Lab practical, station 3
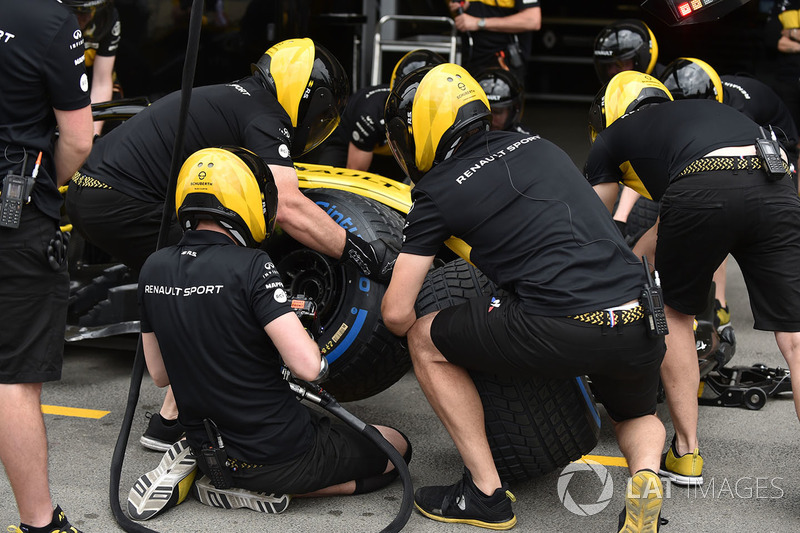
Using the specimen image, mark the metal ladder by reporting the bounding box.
[370,15,460,85]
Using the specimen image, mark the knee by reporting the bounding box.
[406,313,438,364]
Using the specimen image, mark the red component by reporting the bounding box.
[678,2,692,16]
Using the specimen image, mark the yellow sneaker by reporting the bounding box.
[618,470,663,533]
[658,436,703,486]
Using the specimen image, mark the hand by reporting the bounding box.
[341,233,398,283]
[454,13,480,33]
[449,0,470,15]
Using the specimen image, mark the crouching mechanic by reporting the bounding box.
[129,147,410,520]
[585,71,800,488]
[65,38,397,452]
[381,63,666,531]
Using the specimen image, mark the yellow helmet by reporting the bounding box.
[385,63,491,183]
[389,49,446,91]
[659,57,723,104]
[589,70,672,143]
[175,147,278,248]
[252,38,349,157]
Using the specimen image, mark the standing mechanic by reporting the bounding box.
[0,1,93,532]
[659,56,800,332]
[585,71,800,488]
[127,147,409,520]
[448,0,541,86]
[63,0,121,136]
[592,19,664,234]
[305,48,444,176]
[65,38,397,452]
[382,63,666,531]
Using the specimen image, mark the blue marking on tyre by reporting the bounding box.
[359,276,370,293]
[327,309,368,363]
[575,376,601,429]
[314,200,359,235]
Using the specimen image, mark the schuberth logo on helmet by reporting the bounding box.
[176,147,278,248]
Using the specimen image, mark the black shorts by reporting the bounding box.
[657,170,800,331]
[65,182,182,272]
[221,408,388,495]
[0,205,68,383]
[429,294,665,421]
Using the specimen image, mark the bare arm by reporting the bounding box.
[90,54,116,136]
[53,105,94,186]
[631,217,659,267]
[142,332,170,387]
[454,5,541,34]
[264,313,322,382]
[346,143,374,172]
[269,163,347,258]
[381,252,435,337]
[593,182,619,214]
[613,187,642,223]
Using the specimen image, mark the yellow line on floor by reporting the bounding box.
[41,405,110,419]
[576,455,629,468]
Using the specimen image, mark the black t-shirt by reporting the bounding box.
[83,7,121,69]
[507,122,532,135]
[329,84,391,154]
[721,74,799,150]
[766,0,800,82]
[83,76,293,202]
[465,0,541,63]
[585,99,761,202]
[138,230,312,464]
[404,131,644,315]
[0,0,90,220]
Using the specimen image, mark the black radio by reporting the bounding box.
[200,419,233,489]
[755,127,786,180]
[640,256,668,337]
[1,151,40,229]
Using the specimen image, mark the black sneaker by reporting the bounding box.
[414,467,517,530]
[140,412,185,452]
[9,505,84,533]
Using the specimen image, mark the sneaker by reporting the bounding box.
[127,440,197,520]
[191,475,291,513]
[714,299,731,333]
[140,412,185,452]
[658,435,703,486]
[617,470,663,533]
[414,467,517,530]
[8,505,83,533]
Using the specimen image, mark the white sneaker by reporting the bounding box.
[127,440,197,520]
[191,474,291,514]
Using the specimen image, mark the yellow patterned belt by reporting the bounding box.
[678,156,790,177]
[568,305,644,327]
[227,457,265,470]
[71,171,112,189]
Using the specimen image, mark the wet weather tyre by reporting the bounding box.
[415,259,601,482]
[276,188,407,402]
[624,196,659,245]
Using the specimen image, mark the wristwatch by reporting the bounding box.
[477,18,486,30]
